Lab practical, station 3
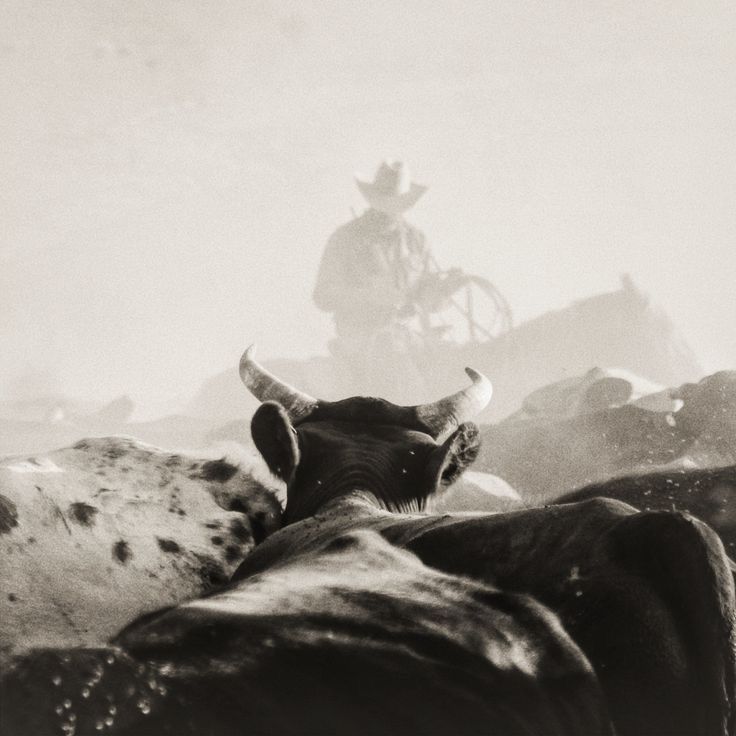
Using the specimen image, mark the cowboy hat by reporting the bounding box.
[355,159,428,215]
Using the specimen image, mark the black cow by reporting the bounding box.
[237,347,736,736]
[1,528,612,736]
[557,464,736,555]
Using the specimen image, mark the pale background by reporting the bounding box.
[2,0,734,407]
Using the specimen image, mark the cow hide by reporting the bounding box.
[0,436,282,666]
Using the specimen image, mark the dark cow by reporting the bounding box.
[2,348,734,736]
[231,349,735,736]
[673,371,736,466]
[557,464,736,555]
[477,370,736,503]
[1,528,612,736]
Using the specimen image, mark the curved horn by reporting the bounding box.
[415,367,492,438]
[239,345,318,422]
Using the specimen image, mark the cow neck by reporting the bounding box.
[319,490,400,516]
[284,486,429,526]
[233,491,396,580]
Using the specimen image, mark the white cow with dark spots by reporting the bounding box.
[0,436,281,665]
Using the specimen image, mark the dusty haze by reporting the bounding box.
[2,0,735,407]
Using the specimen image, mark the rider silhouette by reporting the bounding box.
[313,160,433,348]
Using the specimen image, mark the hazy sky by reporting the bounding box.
[2,0,735,404]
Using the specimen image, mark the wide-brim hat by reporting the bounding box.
[355,159,428,215]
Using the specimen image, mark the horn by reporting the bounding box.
[239,344,318,422]
[415,367,492,437]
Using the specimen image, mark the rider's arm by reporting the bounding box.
[314,230,403,313]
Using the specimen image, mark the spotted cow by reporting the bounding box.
[0,436,281,665]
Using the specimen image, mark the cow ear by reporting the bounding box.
[250,401,300,483]
[427,422,481,491]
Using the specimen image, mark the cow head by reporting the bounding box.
[240,346,492,523]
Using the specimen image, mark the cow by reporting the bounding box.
[228,348,736,736]
[556,464,736,556]
[0,436,282,666]
[1,528,613,736]
[673,371,736,466]
[476,370,736,503]
[506,366,680,422]
[1,348,734,736]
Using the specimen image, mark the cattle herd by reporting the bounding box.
[1,346,735,735]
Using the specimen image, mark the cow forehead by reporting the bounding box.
[296,420,438,449]
[297,397,431,434]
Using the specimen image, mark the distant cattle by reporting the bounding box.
[506,366,680,422]
[478,371,736,502]
[2,351,734,736]
[673,371,736,466]
[0,411,224,457]
[0,436,281,665]
[557,464,736,555]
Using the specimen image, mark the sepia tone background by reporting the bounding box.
[2,0,734,411]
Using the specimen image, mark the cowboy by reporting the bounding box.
[313,160,436,347]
